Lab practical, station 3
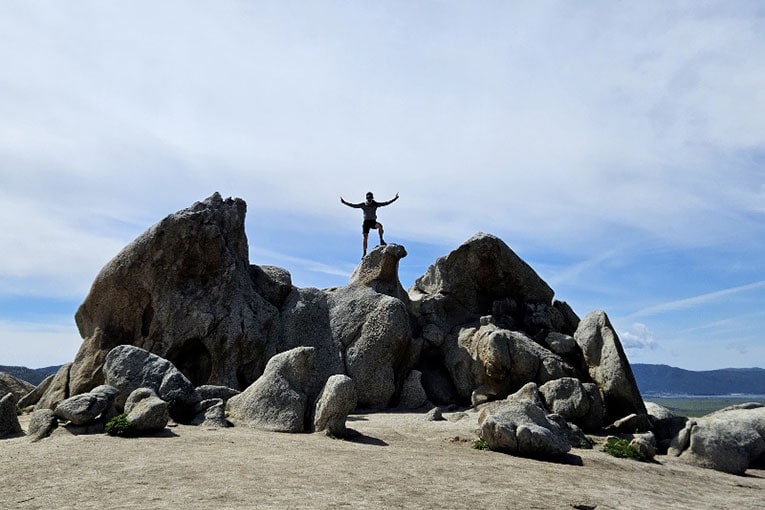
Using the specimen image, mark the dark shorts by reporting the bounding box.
[362,219,379,234]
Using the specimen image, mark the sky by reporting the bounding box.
[1,1,763,371]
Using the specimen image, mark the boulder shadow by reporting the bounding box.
[339,428,388,446]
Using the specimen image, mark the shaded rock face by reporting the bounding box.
[70,193,280,395]
[0,392,23,438]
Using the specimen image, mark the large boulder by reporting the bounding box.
[328,284,412,408]
[124,388,170,432]
[226,347,316,432]
[478,398,572,460]
[270,287,344,400]
[0,372,35,402]
[669,405,765,475]
[19,374,55,409]
[54,193,280,406]
[573,310,646,421]
[27,408,58,442]
[443,323,576,405]
[53,385,118,425]
[539,377,605,431]
[313,374,357,436]
[34,364,72,410]
[0,392,22,438]
[104,345,199,419]
[409,233,555,334]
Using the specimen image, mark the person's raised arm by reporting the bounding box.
[340,196,362,208]
[378,192,399,207]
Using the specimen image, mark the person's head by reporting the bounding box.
[365,192,374,202]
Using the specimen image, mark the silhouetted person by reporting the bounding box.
[340,191,399,257]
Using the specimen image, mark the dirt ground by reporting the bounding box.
[3,410,764,510]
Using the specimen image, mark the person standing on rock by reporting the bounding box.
[340,191,399,257]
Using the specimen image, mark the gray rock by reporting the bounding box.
[226,347,316,432]
[313,374,357,436]
[272,287,344,400]
[104,345,199,418]
[409,233,555,334]
[478,398,572,460]
[547,414,593,449]
[670,406,765,475]
[446,324,575,404]
[424,407,445,421]
[574,310,646,421]
[0,392,23,438]
[349,243,410,304]
[124,388,169,432]
[543,332,578,357]
[250,264,293,309]
[19,373,55,409]
[53,391,112,425]
[539,377,605,431]
[329,283,412,409]
[644,401,675,420]
[0,372,35,402]
[190,398,228,428]
[399,370,429,409]
[195,385,240,403]
[27,408,57,442]
[34,364,71,411]
[39,193,281,409]
[630,432,657,460]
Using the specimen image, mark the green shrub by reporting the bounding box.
[16,405,23,416]
[603,437,645,461]
[105,413,135,437]
[472,437,489,450]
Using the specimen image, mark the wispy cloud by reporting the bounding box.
[626,280,765,320]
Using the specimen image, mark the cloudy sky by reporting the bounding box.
[1,1,763,370]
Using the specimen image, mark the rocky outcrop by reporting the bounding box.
[669,404,765,475]
[31,194,655,461]
[574,311,646,421]
[0,372,35,402]
[226,347,316,432]
[70,193,280,397]
[328,283,412,408]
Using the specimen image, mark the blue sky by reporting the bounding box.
[1,1,763,370]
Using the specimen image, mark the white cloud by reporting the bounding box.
[619,323,658,351]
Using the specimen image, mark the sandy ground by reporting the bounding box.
[3,410,764,510]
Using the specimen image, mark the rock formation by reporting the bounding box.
[0,372,35,402]
[27,193,663,461]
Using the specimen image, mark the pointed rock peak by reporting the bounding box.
[349,243,409,302]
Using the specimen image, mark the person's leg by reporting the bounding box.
[362,232,369,256]
[377,223,385,245]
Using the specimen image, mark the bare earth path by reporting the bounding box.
[3,410,763,509]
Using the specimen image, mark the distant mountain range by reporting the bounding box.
[3,363,764,396]
[632,364,765,396]
[0,365,61,386]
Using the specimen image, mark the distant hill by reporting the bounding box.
[0,365,61,386]
[633,364,765,396]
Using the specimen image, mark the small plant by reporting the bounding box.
[16,405,23,416]
[472,437,489,450]
[603,437,645,461]
[105,413,135,437]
